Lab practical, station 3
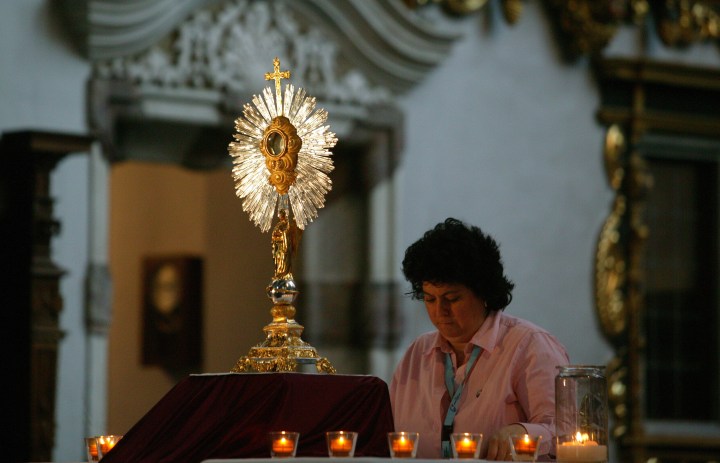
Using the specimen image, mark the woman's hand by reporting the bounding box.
[485,424,526,461]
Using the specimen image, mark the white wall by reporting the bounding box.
[52,156,92,461]
[0,1,88,133]
[395,2,613,365]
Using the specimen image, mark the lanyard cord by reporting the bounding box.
[441,344,482,458]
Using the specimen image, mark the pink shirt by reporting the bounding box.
[389,312,569,459]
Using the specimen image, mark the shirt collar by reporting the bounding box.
[423,311,503,357]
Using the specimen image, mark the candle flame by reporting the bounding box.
[574,432,590,444]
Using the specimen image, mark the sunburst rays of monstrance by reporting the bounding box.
[227,57,336,373]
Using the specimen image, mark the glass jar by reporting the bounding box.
[555,365,609,462]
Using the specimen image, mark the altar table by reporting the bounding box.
[101,373,394,463]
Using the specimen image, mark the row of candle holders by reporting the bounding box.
[270,431,361,458]
[81,430,599,461]
[84,435,123,462]
[272,365,610,462]
[270,431,543,461]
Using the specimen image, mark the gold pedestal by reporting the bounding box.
[231,276,335,373]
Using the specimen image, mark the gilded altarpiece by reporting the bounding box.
[594,58,720,463]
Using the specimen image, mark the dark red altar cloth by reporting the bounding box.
[100,373,394,463]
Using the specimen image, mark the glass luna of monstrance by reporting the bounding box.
[227,57,336,374]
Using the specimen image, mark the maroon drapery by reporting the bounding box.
[101,373,395,463]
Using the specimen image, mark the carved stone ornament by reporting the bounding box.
[90,0,389,106]
[64,0,720,99]
[59,0,460,166]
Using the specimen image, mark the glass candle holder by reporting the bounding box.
[450,432,482,459]
[388,432,419,458]
[555,365,609,463]
[509,434,541,462]
[85,437,100,462]
[326,431,358,457]
[96,435,123,458]
[270,431,300,458]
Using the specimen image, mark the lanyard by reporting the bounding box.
[441,344,482,458]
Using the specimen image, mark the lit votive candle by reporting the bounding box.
[270,431,300,458]
[327,431,358,457]
[556,432,607,462]
[509,434,541,462]
[97,435,123,458]
[451,432,482,459]
[85,437,100,462]
[388,432,419,458]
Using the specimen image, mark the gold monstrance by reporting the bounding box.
[228,58,336,373]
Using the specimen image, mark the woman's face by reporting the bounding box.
[422,282,487,344]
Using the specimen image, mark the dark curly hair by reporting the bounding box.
[402,218,514,313]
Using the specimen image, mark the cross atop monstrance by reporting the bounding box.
[265,57,290,104]
[228,57,336,373]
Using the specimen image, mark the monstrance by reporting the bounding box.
[227,57,336,374]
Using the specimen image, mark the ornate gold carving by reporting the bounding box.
[603,124,625,190]
[271,209,301,280]
[606,354,629,439]
[595,123,632,441]
[546,0,720,58]
[406,0,719,58]
[265,57,290,111]
[595,194,627,340]
[261,58,302,198]
[444,0,489,15]
[502,0,523,24]
[655,0,720,47]
[229,273,336,373]
[403,0,489,15]
[233,353,337,374]
[595,124,628,341]
[595,122,652,344]
[261,116,302,196]
[544,0,621,58]
[594,119,653,446]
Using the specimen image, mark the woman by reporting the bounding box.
[390,218,569,460]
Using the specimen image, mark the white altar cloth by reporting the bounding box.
[203,459,489,463]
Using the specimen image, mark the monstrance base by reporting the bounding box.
[231,349,335,373]
[231,319,336,373]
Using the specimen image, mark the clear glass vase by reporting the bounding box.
[555,365,609,462]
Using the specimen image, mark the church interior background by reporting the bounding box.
[1,0,719,461]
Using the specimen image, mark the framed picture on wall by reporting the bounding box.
[142,254,203,372]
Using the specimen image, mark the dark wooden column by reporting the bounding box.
[0,131,93,462]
